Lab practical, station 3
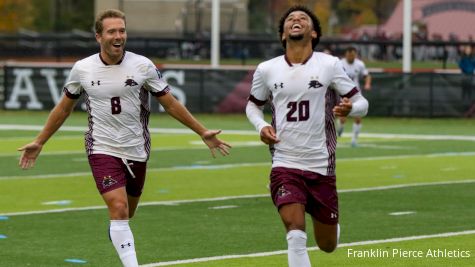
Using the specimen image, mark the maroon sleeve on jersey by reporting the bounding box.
[340,87,359,98]
[248,94,267,106]
[151,86,170,97]
[63,87,81,99]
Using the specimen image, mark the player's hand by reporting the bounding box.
[260,126,280,145]
[333,97,353,117]
[364,84,371,91]
[201,130,232,158]
[18,142,43,169]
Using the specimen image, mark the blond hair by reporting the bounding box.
[95,9,126,34]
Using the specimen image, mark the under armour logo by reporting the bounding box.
[274,82,284,89]
[120,242,132,249]
[91,80,101,86]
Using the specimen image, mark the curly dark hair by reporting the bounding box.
[278,5,322,50]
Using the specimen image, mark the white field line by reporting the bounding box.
[359,132,475,141]
[389,211,416,216]
[0,135,86,141]
[1,124,475,140]
[140,230,475,267]
[2,179,474,217]
[0,125,256,136]
[0,145,239,157]
[2,151,475,181]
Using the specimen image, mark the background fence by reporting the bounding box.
[1,63,474,117]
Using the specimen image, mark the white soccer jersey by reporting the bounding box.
[340,58,368,89]
[64,51,170,162]
[249,52,358,175]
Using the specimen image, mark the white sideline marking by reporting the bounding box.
[42,200,72,206]
[339,143,414,150]
[0,135,85,141]
[0,124,256,136]
[0,144,254,157]
[208,205,238,210]
[2,179,474,217]
[359,133,475,141]
[389,211,416,216]
[140,230,475,266]
[2,124,475,140]
[441,167,457,172]
[2,151,475,181]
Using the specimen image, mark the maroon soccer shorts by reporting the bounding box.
[88,154,147,197]
[270,167,339,225]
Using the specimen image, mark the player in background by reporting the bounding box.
[246,6,368,267]
[17,9,230,267]
[337,46,372,147]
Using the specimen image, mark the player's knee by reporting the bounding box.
[317,240,337,253]
[109,201,129,219]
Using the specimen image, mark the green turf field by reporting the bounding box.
[0,111,474,266]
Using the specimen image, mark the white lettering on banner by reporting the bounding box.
[159,70,186,112]
[5,68,187,111]
[5,69,43,109]
[39,69,70,105]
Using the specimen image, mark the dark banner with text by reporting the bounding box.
[2,64,253,113]
[2,64,474,117]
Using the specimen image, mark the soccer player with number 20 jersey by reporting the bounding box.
[18,9,230,267]
[246,6,368,267]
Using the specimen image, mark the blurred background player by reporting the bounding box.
[246,5,368,267]
[459,45,475,105]
[17,9,230,267]
[337,46,372,147]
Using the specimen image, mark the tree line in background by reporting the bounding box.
[0,0,93,33]
[248,0,399,35]
[0,0,398,35]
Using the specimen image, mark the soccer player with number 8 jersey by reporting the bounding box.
[18,9,230,267]
[246,5,368,267]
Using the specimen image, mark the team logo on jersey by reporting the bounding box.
[102,175,117,188]
[277,185,291,198]
[308,79,323,89]
[124,78,138,87]
[274,82,284,89]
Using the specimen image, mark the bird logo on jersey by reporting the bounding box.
[102,175,117,188]
[308,78,323,89]
[124,77,138,87]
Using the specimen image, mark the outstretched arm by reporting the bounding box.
[18,95,77,169]
[157,93,231,157]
